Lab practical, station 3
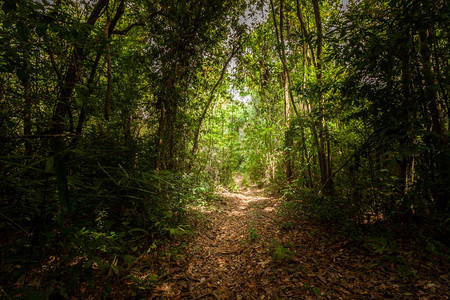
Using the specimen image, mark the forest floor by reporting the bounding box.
[132,185,449,299]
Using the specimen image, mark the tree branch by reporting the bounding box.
[111,10,163,35]
[191,42,242,156]
[112,22,145,35]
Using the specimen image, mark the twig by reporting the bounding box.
[195,276,212,288]
[123,251,147,271]
[0,211,30,242]
[111,10,163,35]
[316,131,376,196]
[0,286,12,300]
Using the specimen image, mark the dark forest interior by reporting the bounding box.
[0,0,449,298]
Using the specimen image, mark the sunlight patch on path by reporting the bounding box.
[150,187,450,299]
[151,187,285,298]
[219,190,275,217]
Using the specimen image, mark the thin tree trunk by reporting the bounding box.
[270,0,294,181]
[49,0,109,213]
[312,0,332,194]
[50,0,109,136]
[191,44,240,157]
[104,17,112,121]
[419,27,445,136]
[419,19,449,213]
[299,42,314,187]
[269,0,299,117]
[156,101,166,171]
[71,0,125,145]
[23,76,32,156]
[399,44,414,196]
[295,0,316,66]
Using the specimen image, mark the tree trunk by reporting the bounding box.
[23,76,32,156]
[156,101,166,171]
[191,44,239,158]
[284,70,293,181]
[312,0,333,194]
[72,0,125,146]
[50,0,109,136]
[49,0,109,213]
[270,0,294,182]
[104,18,112,121]
[419,19,449,213]
[419,27,445,136]
[295,0,316,66]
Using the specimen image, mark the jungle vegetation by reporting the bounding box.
[0,0,448,297]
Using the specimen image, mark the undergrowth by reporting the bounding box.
[278,183,450,277]
[0,141,214,298]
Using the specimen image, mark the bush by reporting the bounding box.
[0,138,212,297]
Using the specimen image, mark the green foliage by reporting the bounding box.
[125,272,158,291]
[270,240,294,262]
[0,140,213,296]
[248,227,259,241]
[1,0,450,296]
[312,287,322,296]
[241,176,249,187]
[280,221,293,231]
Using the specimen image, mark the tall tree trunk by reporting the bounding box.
[23,76,32,156]
[50,0,109,136]
[104,17,112,121]
[419,27,445,136]
[399,38,415,196]
[72,0,125,146]
[156,101,166,171]
[270,0,294,181]
[295,0,316,66]
[418,16,449,213]
[283,70,293,181]
[49,0,109,213]
[300,40,314,187]
[312,0,333,194]
[191,44,240,158]
[270,0,299,117]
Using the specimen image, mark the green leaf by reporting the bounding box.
[110,265,120,277]
[312,287,321,296]
[128,228,147,234]
[273,246,287,260]
[75,84,90,107]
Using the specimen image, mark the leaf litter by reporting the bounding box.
[134,187,449,299]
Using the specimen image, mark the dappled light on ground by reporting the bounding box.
[220,189,277,217]
[147,187,449,299]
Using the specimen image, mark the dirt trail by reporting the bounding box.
[149,187,449,299]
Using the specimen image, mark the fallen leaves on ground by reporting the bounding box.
[132,187,449,299]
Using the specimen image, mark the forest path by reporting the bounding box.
[152,186,284,298]
[149,187,448,299]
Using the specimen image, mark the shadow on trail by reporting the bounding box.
[150,187,449,299]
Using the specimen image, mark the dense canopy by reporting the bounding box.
[1,0,449,298]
